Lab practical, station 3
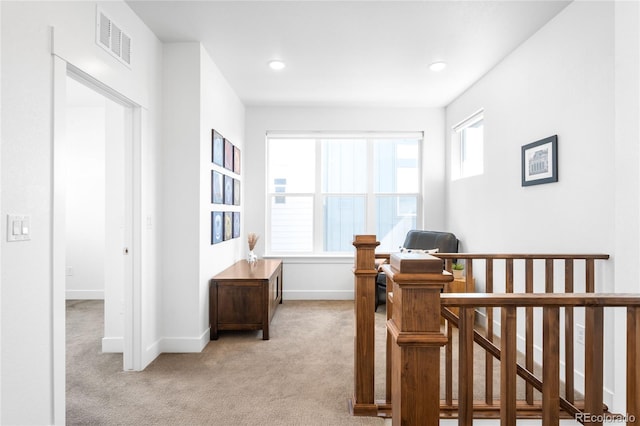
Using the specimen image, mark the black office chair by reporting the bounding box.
[375,230,458,311]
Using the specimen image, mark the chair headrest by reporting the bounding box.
[402,230,458,253]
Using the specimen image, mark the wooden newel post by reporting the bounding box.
[381,256,452,425]
[350,235,380,416]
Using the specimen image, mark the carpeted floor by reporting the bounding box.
[66,300,388,426]
[66,300,538,425]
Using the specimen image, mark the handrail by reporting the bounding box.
[437,253,610,260]
[441,292,640,425]
[441,292,640,307]
[441,306,585,420]
[435,252,611,416]
[350,238,638,425]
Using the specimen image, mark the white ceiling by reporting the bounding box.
[126,0,571,107]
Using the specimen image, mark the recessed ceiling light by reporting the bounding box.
[268,60,286,71]
[429,61,447,72]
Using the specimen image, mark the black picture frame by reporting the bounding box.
[234,146,241,175]
[233,179,240,206]
[212,130,224,167]
[521,135,558,187]
[224,175,233,205]
[211,211,223,244]
[224,212,233,241]
[224,139,234,171]
[233,212,240,238]
[212,171,223,204]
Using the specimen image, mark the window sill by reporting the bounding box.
[262,254,355,264]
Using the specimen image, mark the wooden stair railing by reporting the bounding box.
[440,293,640,425]
[350,240,640,425]
[440,307,587,420]
[349,235,380,416]
[436,254,613,422]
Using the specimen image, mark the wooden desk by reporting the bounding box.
[209,259,283,340]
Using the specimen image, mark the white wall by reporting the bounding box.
[445,1,639,409]
[0,1,4,417]
[245,107,445,299]
[65,105,106,299]
[103,99,126,351]
[161,43,245,351]
[1,1,163,423]
[199,46,245,333]
[612,0,640,414]
[446,1,615,255]
[160,43,202,348]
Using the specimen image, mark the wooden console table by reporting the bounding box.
[209,259,283,340]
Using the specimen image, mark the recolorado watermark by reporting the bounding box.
[575,413,636,423]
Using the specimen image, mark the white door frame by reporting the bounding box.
[52,56,143,424]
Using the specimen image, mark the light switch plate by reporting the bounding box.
[7,214,31,242]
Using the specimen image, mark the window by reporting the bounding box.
[266,132,422,254]
[452,110,484,179]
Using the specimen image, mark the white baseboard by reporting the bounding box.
[142,339,161,369]
[102,336,123,353]
[101,337,163,368]
[283,290,354,300]
[66,289,104,300]
[159,328,209,353]
[103,330,209,366]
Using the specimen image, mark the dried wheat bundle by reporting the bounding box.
[248,233,259,251]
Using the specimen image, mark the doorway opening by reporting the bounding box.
[64,74,131,367]
[52,55,143,425]
[54,60,142,370]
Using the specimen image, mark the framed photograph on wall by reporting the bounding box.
[522,135,558,187]
[224,139,234,171]
[212,171,223,204]
[233,212,240,238]
[224,175,233,205]
[234,146,241,175]
[233,179,240,206]
[224,212,233,241]
[211,211,223,244]
[212,130,224,167]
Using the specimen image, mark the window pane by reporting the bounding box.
[374,139,419,193]
[376,195,417,251]
[321,139,367,193]
[268,139,315,193]
[266,134,422,255]
[323,196,365,252]
[270,196,313,252]
[460,118,484,177]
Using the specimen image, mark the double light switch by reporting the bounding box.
[7,214,31,242]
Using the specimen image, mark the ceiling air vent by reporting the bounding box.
[96,8,131,68]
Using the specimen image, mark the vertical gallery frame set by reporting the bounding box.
[211,130,241,244]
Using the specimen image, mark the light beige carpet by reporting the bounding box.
[66,300,387,426]
[67,300,538,425]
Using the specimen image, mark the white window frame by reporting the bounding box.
[265,131,423,256]
[451,110,484,180]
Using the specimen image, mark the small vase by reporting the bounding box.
[453,269,464,279]
[247,250,258,266]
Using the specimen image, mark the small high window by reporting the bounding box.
[452,110,484,179]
